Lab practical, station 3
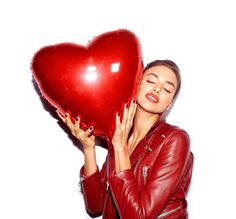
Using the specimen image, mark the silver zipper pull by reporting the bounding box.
[79,177,84,194]
[142,166,148,185]
[106,181,109,191]
[144,145,152,152]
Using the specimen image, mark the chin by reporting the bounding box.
[138,102,160,114]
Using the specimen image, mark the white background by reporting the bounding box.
[0,0,235,218]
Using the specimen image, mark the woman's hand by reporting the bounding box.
[56,111,95,152]
[112,100,137,173]
[112,100,137,150]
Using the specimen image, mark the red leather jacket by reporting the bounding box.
[80,120,194,219]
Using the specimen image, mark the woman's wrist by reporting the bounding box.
[84,147,97,176]
[113,141,127,152]
[114,146,128,154]
[83,146,95,154]
[114,144,131,173]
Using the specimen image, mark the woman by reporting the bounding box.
[57,60,194,219]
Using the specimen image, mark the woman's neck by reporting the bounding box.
[134,106,160,136]
[127,106,159,154]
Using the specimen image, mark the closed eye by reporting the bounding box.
[146,80,155,84]
[164,88,171,93]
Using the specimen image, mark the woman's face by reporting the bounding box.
[137,65,178,114]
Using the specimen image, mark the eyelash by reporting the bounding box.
[146,80,155,84]
[164,89,171,93]
[146,80,171,93]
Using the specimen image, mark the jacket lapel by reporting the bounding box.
[130,137,149,167]
[130,120,166,167]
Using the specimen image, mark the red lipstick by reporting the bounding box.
[145,93,159,103]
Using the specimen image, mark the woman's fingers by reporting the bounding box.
[112,113,122,143]
[64,113,77,135]
[74,117,81,131]
[65,113,73,127]
[123,100,137,129]
[121,104,128,130]
[56,110,66,123]
[83,126,94,138]
[127,100,136,120]
[129,99,137,122]
[56,111,95,148]
[122,100,136,139]
[116,113,121,128]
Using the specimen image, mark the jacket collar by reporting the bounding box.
[130,115,166,167]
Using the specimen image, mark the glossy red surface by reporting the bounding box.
[31,29,143,139]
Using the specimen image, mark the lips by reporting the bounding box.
[145,93,159,103]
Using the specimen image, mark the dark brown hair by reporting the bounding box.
[144,59,181,99]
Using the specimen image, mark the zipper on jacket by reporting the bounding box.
[142,166,148,186]
[106,181,109,191]
[79,177,90,209]
[79,179,83,194]
[157,206,181,218]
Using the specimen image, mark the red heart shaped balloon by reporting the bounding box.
[31,29,143,139]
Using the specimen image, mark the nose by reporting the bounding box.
[153,86,160,94]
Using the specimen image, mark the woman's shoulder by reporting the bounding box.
[159,121,189,138]
[153,122,191,156]
[148,121,190,149]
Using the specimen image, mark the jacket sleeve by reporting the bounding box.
[80,159,107,215]
[108,130,190,219]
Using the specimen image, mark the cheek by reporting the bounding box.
[139,81,153,93]
[137,83,147,97]
[137,85,148,105]
[159,93,174,107]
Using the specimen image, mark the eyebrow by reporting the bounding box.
[146,73,176,89]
